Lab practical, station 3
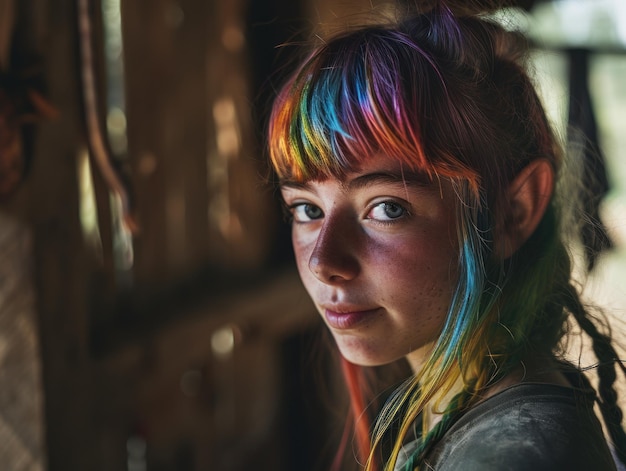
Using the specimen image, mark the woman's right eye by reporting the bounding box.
[291,203,323,222]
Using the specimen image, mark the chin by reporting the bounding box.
[335,342,400,367]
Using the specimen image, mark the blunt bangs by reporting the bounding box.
[268,27,480,188]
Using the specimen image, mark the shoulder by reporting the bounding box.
[423,383,616,471]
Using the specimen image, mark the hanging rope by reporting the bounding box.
[77,0,137,233]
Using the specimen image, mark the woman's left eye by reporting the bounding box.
[367,201,407,221]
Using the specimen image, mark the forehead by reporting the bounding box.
[281,155,437,189]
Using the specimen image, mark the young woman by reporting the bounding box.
[267,1,626,469]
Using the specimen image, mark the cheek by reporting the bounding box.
[292,231,308,262]
[376,228,457,274]
[291,232,314,281]
[373,234,459,302]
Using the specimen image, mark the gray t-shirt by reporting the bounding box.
[395,383,618,471]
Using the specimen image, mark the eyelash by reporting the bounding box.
[284,202,322,224]
[367,200,410,225]
[284,200,410,225]
[293,203,323,222]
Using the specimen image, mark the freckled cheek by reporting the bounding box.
[373,239,458,302]
[291,234,316,282]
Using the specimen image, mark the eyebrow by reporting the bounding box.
[278,180,313,191]
[279,169,434,191]
[346,171,432,190]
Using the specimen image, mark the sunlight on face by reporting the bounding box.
[280,157,460,369]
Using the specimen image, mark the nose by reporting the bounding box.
[307,215,360,283]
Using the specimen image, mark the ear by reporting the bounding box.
[497,159,554,259]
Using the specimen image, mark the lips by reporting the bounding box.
[323,307,380,330]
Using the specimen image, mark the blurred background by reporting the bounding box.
[0,0,624,470]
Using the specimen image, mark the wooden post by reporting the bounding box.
[0,215,46,470]
[3,0,102,469]
[0,0,15,70]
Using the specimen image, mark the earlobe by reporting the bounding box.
[498,159,554,259]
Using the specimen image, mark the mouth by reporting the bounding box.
[323,307,380,330]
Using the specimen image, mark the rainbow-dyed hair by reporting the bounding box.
[268,4,625,471]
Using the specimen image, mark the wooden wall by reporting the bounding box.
[0,0,392,469]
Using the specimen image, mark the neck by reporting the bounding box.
[405,342,436,374]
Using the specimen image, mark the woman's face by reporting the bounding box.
[280,156,460,369]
